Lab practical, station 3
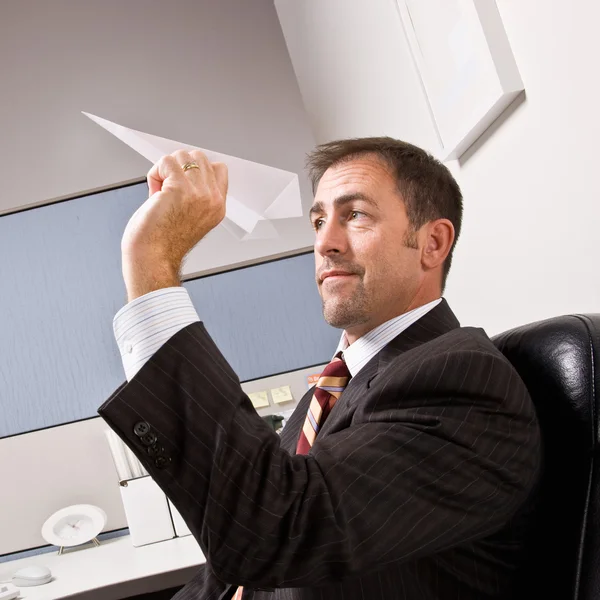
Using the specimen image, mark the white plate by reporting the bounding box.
[41,504,107,547]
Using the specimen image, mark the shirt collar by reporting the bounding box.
[335,298,442,377]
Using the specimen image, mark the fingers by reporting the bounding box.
[147,155,183,197]
[147,150,221,196]
[211,162,229,199]
[183,149,213,189]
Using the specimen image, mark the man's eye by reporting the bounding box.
[350,211,363,220]
[313,218,325,230]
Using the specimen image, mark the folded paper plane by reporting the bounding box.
[83,112,303,240]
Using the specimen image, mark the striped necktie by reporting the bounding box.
[233,355,351,599]
[296,353,351,455]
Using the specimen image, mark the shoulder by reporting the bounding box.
[376,325,529,402]
[412,325,515,370]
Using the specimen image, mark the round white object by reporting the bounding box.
[41,504,107,547]
[12,565,52,587]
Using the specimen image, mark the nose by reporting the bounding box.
[314,218,349,258]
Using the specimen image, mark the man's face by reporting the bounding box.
[311,155,424,341]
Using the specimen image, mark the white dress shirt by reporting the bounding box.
[113,287,441,381]
[114,287,200,381]
[334,298,442,377]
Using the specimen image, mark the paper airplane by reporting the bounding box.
[83,112,303,240]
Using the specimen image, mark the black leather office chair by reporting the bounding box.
[492,313,600,599]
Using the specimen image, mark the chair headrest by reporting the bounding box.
[492,314,600,452]
[492,313,600,599]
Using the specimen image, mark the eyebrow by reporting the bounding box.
[309,193,379,220]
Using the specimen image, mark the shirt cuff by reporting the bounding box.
[113,287,200,381]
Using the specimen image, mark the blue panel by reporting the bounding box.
[0,184,147,438]
[185,253,340,382]
[0,186,339,438]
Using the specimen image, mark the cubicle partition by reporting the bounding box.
[0,181,338,559]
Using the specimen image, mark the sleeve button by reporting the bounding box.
[155,456,171,469]
[133,422,150,436]
[140,432,158,446]
[146,444,164,457]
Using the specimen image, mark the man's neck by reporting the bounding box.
[344,296,442,345]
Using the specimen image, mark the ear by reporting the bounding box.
[421,219,455,270]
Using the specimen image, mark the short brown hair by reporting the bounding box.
[306,136,463,291]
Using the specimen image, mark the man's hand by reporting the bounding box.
[121,149,228,302]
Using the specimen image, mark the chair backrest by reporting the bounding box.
[492,314,600,599]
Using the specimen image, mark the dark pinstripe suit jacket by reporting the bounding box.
[99,299,541,600]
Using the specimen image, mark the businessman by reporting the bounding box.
[99,137,541,599]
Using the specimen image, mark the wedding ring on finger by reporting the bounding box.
[182,161,200,172]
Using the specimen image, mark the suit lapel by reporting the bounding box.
[375,298,460,378]
[281,299,461,449]
[279,386,313,454]
[321,299,461,423]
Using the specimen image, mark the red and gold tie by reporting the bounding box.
[296,353,351,455]
[233,354,351,599]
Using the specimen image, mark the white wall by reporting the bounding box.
[0,0,316,275]
[276,0,600,335]
[448,0,600,332]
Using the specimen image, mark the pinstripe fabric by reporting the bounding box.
[99,300,541,599]
[113,287,199,381]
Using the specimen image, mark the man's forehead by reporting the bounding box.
[313,156,395,202]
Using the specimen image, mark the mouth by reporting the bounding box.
[320,271,357,283]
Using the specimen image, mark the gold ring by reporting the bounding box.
[182,161,200,172]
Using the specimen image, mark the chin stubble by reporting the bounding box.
[321,279,370,330]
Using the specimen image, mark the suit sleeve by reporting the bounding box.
[98,322,540,589]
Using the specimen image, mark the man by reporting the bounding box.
[99,137,541,599]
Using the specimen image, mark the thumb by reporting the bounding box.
[212,162,229,199]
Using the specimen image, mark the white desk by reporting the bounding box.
[0,536,205,600]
